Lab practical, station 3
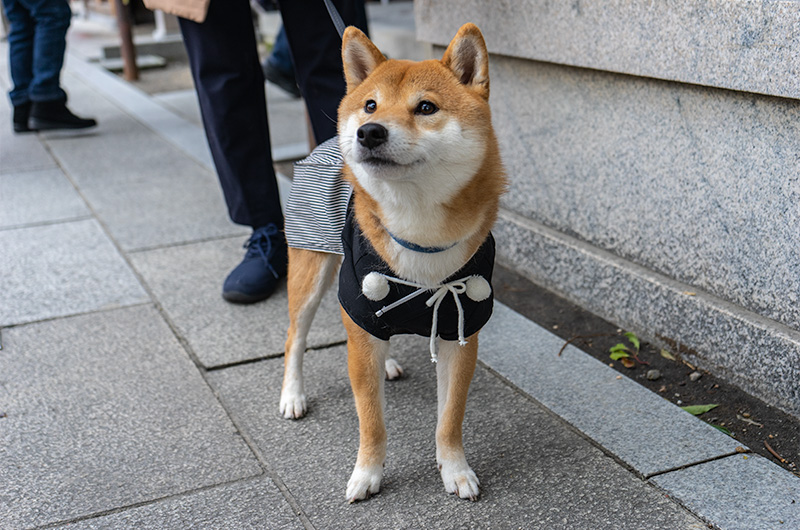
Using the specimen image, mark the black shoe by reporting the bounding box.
[13,102,36,133]
[29,99,97,131]
[262,61,302,98]
[222,225,288,304]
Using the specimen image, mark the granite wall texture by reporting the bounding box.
[416,0,800,99]
[417,1,800,415]
[488,56,800,331]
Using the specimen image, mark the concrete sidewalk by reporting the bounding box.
[1,7,799,530]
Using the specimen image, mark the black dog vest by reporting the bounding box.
[338,205,495,354]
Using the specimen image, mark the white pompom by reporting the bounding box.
[362,272,390,301]
[465,275,491,302]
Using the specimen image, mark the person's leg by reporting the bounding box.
[179,0,287,303]
[25,0,69,103]
[9,0,97,130]
[4,0,35,106]
[263,25,301,98]
[4,0,36,131]
[278,0,368,144]
[268,25,294,76]
[180,0,282,230]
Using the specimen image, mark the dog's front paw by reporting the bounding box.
[279,390,307,419]
[384,357,404,380]
[439,460,480,501]
[346,465,383,503]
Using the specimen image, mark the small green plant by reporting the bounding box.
[680,403,732,436]
[609,331,649,368]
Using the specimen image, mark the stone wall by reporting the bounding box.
[416,0,800,416]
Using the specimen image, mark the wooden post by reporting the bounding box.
[113,0,139,81]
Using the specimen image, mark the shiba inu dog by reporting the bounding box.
[280,23,506,503]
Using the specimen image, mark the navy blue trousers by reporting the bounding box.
[179,0,367,229]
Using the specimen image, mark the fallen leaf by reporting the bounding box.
[711,424,732,436]
[620,357,636,369]
[681,404,719,416]
[660,349,676,361]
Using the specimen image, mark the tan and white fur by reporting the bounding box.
[280,23,506,503]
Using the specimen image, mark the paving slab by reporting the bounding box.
[0,103,58,174]
[63,477,303,529]
[0,167,90,229]
[35,75,245,252]
[0,53,8,90]
[62,56,213,169]
[479,303,745,477]
[0,306,262,529]
[152,88,204,127]
[130,237,345,368]
[652,454,800,530]
[152,83,308,153]
[207,337,705,529]
[0,219,148,326]
[67,54,309,170]
[261,82,310,150]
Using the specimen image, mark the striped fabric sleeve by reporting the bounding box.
[284,137,353,255]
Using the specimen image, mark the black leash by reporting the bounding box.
[322,0,346,38]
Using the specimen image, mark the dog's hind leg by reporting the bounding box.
[384,355,403,380]
[342,307,389,502]
[435,333,480,500]
[281,248,340,419]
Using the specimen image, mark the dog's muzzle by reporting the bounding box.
[357,123,388,150]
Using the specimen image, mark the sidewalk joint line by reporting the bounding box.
[199,387,318,530]
[0,301,153,330]
[0,215,94,234]
[203,340,347,372]
[33,473,267,530]
[476,358,648,478]
[125,232,251,254]
[205,354,286,372]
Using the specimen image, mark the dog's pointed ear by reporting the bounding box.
[441,23,490,99]
[342,26,386,93]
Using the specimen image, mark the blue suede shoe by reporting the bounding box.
[222,225,288,304]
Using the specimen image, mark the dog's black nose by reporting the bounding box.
[357,123,388,149]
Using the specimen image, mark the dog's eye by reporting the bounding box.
[415,101,438,116]
[364,100,377,114]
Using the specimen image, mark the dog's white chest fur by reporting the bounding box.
[357,175,475,285]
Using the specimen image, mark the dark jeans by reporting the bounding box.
[178,0,367,229]
[266,25,294,77]
[3,0,71,106]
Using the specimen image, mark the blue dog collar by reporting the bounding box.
[385,229,458,254]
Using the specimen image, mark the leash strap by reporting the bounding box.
[322,0,347,38]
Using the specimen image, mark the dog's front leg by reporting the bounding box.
[342,307,389,502]
[281,248,340,419]
[436,334,480,500]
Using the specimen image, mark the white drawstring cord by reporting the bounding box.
[368,274,486,363]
